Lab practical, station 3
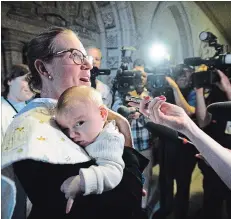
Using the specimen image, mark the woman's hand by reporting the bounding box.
[166,76,179,89]
[107,109,133,147]
[139,96,191,133]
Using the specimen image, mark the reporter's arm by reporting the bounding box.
[195,88,211,128]
[184,121,231,189]
[216,70,231,100]
[224,88,231,100]
[225,89,231,100]
[165,76,195,116]
[172,86,195,116]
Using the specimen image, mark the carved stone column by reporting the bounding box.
[2,40,25,75]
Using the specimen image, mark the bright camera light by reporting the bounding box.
[150,44,170,61]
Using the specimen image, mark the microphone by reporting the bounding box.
[90,67,111,89]
[117,106,137,118]
[184,57,206,66]
[184,54,231,67]
[145,122,193,145]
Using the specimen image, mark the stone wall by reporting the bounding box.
[1,1,100,80]
[131,1,230,68]
[1,1,138,88]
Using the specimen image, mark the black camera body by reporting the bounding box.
[112,46,144,102]
[146,65,173,91]
[90,66,111,88]
[113,69,143,94]
[184,31,231,88]
[185,55,231,88]
[145,60,176,100]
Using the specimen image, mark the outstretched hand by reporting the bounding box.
[130,96,191,133]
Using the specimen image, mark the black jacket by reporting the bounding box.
[13,147,149,219]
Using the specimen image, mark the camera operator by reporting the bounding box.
[195,67,231,219]
[87,47,113,108]
[166,64,196,116]
[196,68,231,128]
[112,59,156,212]
[154,64,198,219]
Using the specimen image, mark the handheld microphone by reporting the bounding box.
[117,106,137,118]
[145,122,193,145]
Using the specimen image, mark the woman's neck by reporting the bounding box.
[40,87,59,100]
[7,93,21,103]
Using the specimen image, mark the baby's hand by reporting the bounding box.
[60,175,82,214]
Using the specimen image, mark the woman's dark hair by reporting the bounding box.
[133,59,145,68]
[2,64,30,98]
[173,64,194,79]
[27,26,72,92]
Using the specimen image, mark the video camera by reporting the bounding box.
[146,59,173,92]
[184,31,231,88]
[144,59,179,101]
[90,66,111,89]
[112,47,143,97]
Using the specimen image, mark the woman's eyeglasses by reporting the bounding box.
[48,48,93,65]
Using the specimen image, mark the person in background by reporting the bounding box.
[166,64,196,116]
[152,64,198,219]
[195,68,231,219]
[1,64,34,219]
[87,47,113,108]
[1,64,34,139]
[112,59,156,214]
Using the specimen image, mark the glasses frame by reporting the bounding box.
[48,48,93,65]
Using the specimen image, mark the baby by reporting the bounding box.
[55,86,125,213]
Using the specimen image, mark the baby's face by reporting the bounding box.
[56,101,106,147]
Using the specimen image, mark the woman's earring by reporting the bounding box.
[48,75,53,80]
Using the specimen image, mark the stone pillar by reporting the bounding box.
[2,40,24,76]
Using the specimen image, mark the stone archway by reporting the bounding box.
[150,1,194,63]
[92,1,137,79]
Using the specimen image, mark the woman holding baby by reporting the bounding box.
[2,26,230,219]
[1,27,148,219]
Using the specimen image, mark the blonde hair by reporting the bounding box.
[56,86,103,114]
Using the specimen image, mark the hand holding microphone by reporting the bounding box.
[117,106,140,119]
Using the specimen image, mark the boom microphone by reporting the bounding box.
[184,54,231,67]
[145,122,193,145]
[184,57,205,66]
